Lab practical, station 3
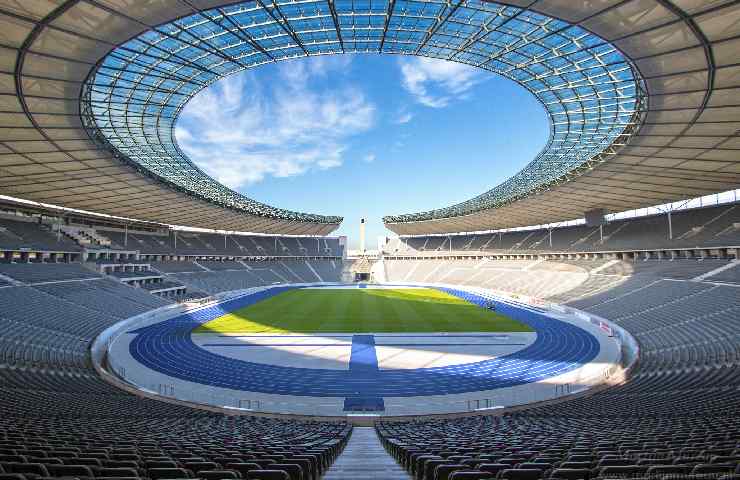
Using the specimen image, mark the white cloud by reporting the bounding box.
[395,110,413,124]
[176,59,375,189]
[398,57,484,108]
[362,153,376,163]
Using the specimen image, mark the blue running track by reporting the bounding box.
[127,285,600,399]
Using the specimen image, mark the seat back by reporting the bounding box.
[449,472,494,480]
[500,469,543,480]
[225,463,262,477]
[199,470,239,480]
[549,468,591,480]
[47,464,94,478]
[435,464,465,480]
[7,463,49,478]
[646,464,693,476]
[478,464,509,476]
[693,464,736,475]
[98,467,140,478]
[147,467,191,480]
[246,471,290,480]
[267,464,302,480]
[184,462,218,474]
[598,465,646,478]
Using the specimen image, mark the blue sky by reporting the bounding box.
[176,55,548,249]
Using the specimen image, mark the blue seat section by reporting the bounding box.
[343,396,385,411]
[128,285,600,398]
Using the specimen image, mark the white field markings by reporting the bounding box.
[197,331,535,371]
[374,332,535,370]
[194,332,353,370]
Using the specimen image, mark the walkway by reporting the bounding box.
[323,427,410,480]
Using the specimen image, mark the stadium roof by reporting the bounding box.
[385,0,740,234]
[0,1,738,236]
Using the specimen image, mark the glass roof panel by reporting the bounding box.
[80,0,644,225]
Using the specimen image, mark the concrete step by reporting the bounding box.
[323,427,410,479]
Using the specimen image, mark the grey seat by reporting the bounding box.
[0,475,27,480]
[225,463,262,477]
[46,464,94,479]
[184,462,218,474]
[246,471,290,480]
[517,463,551,471]
[693,464,736,475]
[499,469,543,480]
[98,467,140,478]
[147,468,192,480]
[548,468,591,480]
[478,464,509,476]
[598,465,646,478]
[198,470,239,480]
[5,464,49,479]
[449,472,495,480]
[435,464,466,480]
[646,465,693,476]
[266,464,302,480]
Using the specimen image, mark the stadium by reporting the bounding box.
[0,0,739,479]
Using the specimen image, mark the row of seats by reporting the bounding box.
[384,258,739,306]
[97,230,344,258]
[171,260,342,294]
[0,216,344,259]
[383,203,740,254]
[0,264,99,284]
[0,218,80,253]
[0,415,351,480]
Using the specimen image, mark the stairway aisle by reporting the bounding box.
[323,426,411,479]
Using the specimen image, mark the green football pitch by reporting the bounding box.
[194,288,533,334]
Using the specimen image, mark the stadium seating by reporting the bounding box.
[384,257,738,302]
[198,261,248,271]
[35,280,170,318]
[1,202,738,480]
[171,260,342,294]
[90,229,344,258]
[384,204,740,255]
[0,263,99,283]
[151,262,204,274]
[378,415,739,480]
[0,218,81,252]
[375,254,740,479]
[0,261,351,480]
[0,413,350,480]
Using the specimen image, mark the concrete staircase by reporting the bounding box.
[323,427,410,480]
